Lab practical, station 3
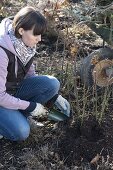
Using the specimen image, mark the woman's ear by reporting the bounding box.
[18,28,24,36]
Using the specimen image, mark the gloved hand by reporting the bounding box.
[31,103,48,117]
[55,95,70,117]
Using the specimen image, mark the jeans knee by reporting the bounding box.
[13,123,30,141]
[48,76,60,93]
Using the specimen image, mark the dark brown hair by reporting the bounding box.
[12,6,47,38]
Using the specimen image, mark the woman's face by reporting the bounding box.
[19,28,41,48]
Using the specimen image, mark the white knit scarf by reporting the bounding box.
[8,28,36,66]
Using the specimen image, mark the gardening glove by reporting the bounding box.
[31,103,48,117]
[55,95,70,117]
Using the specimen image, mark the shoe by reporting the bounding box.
[0,135,3,139]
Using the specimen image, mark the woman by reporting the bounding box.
[0,6,70,141]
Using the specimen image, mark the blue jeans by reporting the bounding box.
[0,75,60,141]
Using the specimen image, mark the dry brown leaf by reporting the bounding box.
[42,0,68,12]
[70,43,79,56]
[91,55,100,65]
[90,154,101,164]
[85,0,93,4]
[70,46,79,56]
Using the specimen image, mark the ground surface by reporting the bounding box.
[1,113,113,170]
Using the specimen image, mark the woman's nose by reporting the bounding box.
[36,35,41,42]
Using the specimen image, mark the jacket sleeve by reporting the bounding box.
[0,48,36,111]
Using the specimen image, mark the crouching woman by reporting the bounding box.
[0,6,70,141]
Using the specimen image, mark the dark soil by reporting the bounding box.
[1,113,113,170]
